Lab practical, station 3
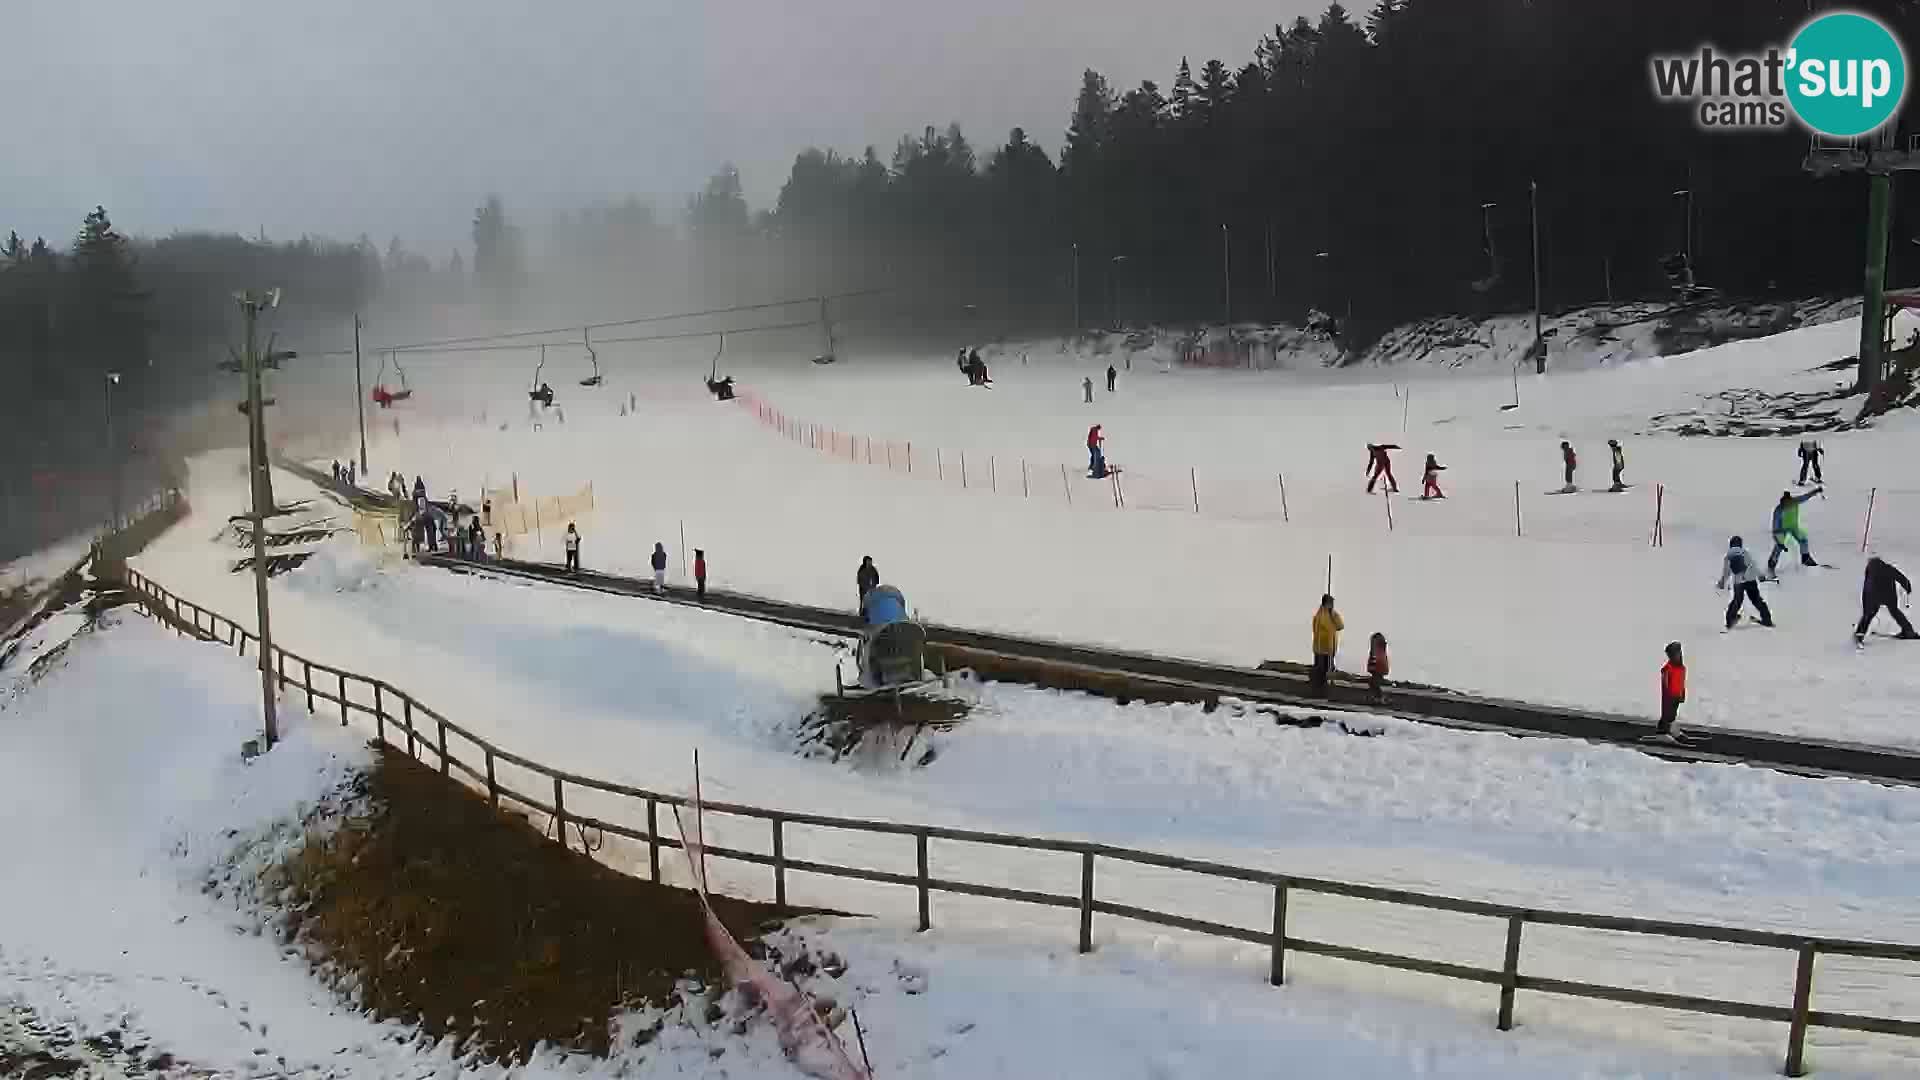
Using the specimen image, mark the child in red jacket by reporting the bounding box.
[1658,642,1685,736]
[1366,632,1389,700]
[694,549,708,602]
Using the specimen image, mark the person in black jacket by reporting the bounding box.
[1857,556,1919,644]
[857,556,880,609]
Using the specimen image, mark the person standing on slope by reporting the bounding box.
[1106,364,1117,393]
[694,548,708,603]
[1797,440,1825,485]
[650,542,668,593]
[1657,642,1686,738]
[1559,441,1577,491]
[1365,444,1400,494]
[1083,376,1094,404]
[1608,439,1627,491]
[1766,487,1824,577]
[857,555,880,609]
[1857,555,1919,644]
[1421,454,1447,500]
[563,523,581,573]
[1310,594,1344,697]
[1716,535,1773,630]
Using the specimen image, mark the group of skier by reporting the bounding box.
[956,348,992,387]
[552,524,706,598]
[1083,365,1119,403]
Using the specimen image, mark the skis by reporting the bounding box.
[1543,485,1579,495]
[1640,731,1710,747]
[1721,616,1774,633]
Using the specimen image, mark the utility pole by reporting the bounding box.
[238,290,282,749]
[1530,179,1545,374]
[1221,224,1231,327]
[102,372,121,533]
[1860,173,1893,401]
[353,315,368,478]
[1071,243,1081,335]
[1265,222,1275,303]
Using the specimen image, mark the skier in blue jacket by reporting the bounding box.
[1766,488,1823,577]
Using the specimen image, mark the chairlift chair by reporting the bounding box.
[578,327,602,387]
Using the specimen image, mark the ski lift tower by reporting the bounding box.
[1804,128,1920,414]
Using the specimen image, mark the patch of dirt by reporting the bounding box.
[1648,384,1858,437]
[270,748,793,1063]
[799,689,974,767]
[0,1004,202,1077]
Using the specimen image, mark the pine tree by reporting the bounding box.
[1170,57,1196,124]
[66,206,148,387]
[471,195,522,305]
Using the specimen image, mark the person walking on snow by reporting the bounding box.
[1716,535,1773,630]
[1797,440,1825,485]
[1365,444,1400,494]
[650,542,668,593]
[1608,439,1627,491]
[857,555,880,608]
[1106,364,1117,393]
[1767,487,1824,576]
[1657,642,1686,738]
[563,523,580,573]
[1856,556,1919,644]
[1421,454,1447,500]
[1083,376,1094,404]
[1559,441,1577,491]
[694,549,708,603]
[1310,594,1344,697]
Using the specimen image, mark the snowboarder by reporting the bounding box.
[1608,439,1626,492]
[1083,376,1094,404]
[1856,556,1918,644]
[857,555,880,608]
[1420,454,1447,500]
[650,542,668,593]
[1716,535,1773,630]
[1797,440,1825,485]
[1766,487,1824,576]
[1365,444,1400,494]
[1310,594,1344,697]
[563,523,580,573]
[694,548,708,602]
[1106,364,1117,393]
[1559,441,1577,491]
[1657,642,1686,738]
[1365,632,1389,700]
[1087,425,1108,478]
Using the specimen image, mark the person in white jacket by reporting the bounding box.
[1716,535,1773,630]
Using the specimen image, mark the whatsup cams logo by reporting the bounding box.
[1649,10,1907,137]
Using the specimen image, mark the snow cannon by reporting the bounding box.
[854,586,926,689]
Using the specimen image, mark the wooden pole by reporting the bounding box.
[1278,473,1290,523]
[1863,487,1878,552]
[1191,467,1200,514]
[1514,481,1523,538]
[1078,852,1096,954]
[1325,554,1333,594]
[961,451,968,489]
[1384,487,1394,531]
[1022,459,1029,498]
[1062,463,1072,504]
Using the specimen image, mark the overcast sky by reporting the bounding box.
[4,1,1315,255]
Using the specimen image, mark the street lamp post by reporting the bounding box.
[353,315,368,478]
[1530,179,1545,374]
[102,371,121,534]
[1071,243,1081,336]
[1671,187,1694,290]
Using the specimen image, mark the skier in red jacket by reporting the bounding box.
[1421,454,1447,500]
[1657,642,1686,737]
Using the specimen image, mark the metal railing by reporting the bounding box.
[118,564,1920,1076]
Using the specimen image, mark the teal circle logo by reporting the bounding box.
[1787,12,1907,137]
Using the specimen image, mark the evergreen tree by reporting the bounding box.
[1170,58,1196,124]
[66,206,148,386]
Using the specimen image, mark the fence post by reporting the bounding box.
[485,747,498,808]
[1279,473,1290,523]
[1498,914,1525,1030]
[552,775,568,852]
[915,830,931,931]
[374,683,386,743]
[1078,851,1096,954]
[403,696,416,758]
[1514,481,1523,538]
[1862,487,1877,552]
[437,718,449,776]
[1785,943,1818,1076]
[772,817,787,908]
[647,798,662,881]
[303,660,314,710]
[1270,881,1290,985]
[276,649,288,690]
[338,672,348,725]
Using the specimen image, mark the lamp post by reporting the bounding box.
[1071,243,1081,336]
[1671,186,1694,291]
[1221,224,1231,327]
[103,371,122,533]
[1109,255,1127,329]
[1530,179,1544,374]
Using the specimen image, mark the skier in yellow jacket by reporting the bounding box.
[1310,594,1344,697]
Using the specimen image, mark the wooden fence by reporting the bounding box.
[117,564,1920,1076]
